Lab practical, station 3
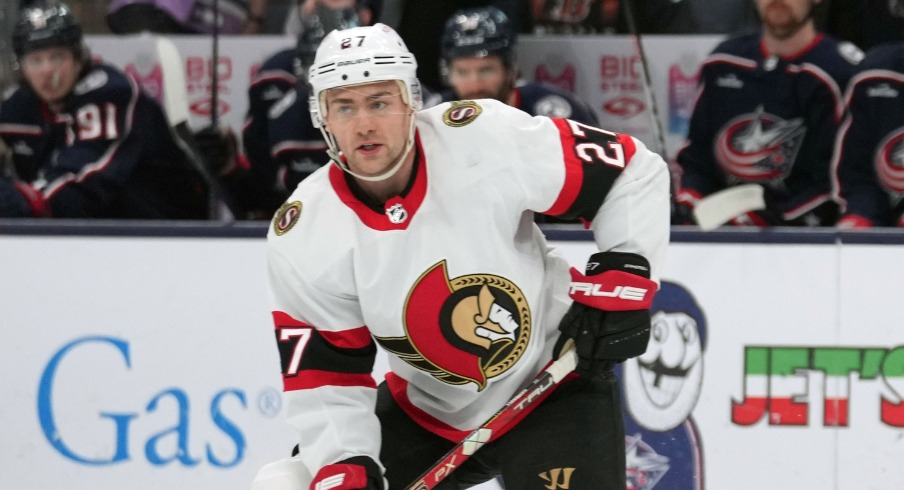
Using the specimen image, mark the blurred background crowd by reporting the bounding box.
[2,0,904,226]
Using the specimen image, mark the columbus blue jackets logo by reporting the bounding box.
[533,94,573,118]
[442,101,482,127]
[715,106,805,183]
[375,261,530,390]
[620,281,707,489]
[874,127,904,195]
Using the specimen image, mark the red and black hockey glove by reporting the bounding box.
[554,252,657,377]
[836,214,873,229]
[0,177,49,217]
[310,455,384,490]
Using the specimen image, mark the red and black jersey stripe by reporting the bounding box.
[273,311,377,392]
[546,118,637,222]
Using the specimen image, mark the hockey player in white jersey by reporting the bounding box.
[261,23,670,490]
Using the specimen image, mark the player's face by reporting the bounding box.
[756,0,818,39]
[20,47,81,105]
[448,56,511,102]
[323,80,413,179]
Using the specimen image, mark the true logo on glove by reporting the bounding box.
[568,283,648,301]
[567,267,655,311]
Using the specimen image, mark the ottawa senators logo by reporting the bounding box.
[375,261,530,390]
[273,201,302,236]
[442,100,482,127]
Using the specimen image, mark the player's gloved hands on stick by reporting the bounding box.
[555,252,657,377]
[193,124,238,176]
[310,455,384,490]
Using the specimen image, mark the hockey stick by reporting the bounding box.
[156,35,237,220]
[0,134,10,177]
[692,183,766,231]
[622,0,666,158]
[156,36,191,130]
[404,343,578,490]
[210,0,220,127]
[621,0,680,221]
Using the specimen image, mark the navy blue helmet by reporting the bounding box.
[13,1,83,59]
[441,6,517,66]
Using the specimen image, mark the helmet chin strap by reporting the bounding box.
[321,111,417,183]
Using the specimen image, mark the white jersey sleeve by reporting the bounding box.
[448,99,670,280]
[589,136,671,282]
[265,187,383,476]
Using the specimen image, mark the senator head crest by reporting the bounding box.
[375,260,530,390]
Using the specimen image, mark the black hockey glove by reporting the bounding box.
[193,124,238,176]
[672,196,697,225]
[310,455,384,490]
[554,252,657,378]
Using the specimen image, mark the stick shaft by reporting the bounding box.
[404,347,577,490]
[210,0,220,126]
[622,0,678,219]
[622,0,666,157]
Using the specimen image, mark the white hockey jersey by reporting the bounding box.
[265,98,669,475]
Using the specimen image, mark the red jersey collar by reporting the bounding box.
[329,132,427,231]
[759,33,824,61]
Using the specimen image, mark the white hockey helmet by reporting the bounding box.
[308,23,422,128]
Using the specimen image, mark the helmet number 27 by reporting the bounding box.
[340,36,367,49]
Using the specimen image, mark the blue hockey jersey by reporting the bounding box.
[0,62,207,219]
[676,33,861,225]
[833,43,904,227]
